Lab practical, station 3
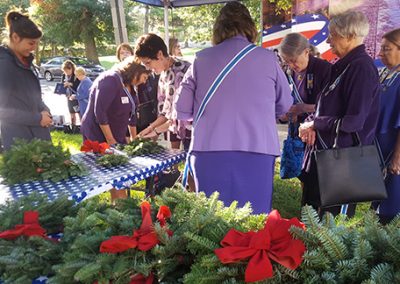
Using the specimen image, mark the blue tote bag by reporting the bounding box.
[280,121,304,179]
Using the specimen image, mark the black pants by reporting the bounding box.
[299,155,356,218]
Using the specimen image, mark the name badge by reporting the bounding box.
[121,96,129,104]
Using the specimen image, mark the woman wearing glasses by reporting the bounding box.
[375,28,400,223]
[298,10,381,217]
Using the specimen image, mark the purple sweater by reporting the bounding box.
[175,36,292,155]
[81,71,135,144]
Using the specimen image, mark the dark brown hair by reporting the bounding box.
[212,1,257,45]
[116,43,134,61]
[114,56,151,85]
[62,60,76,73]
[5,10,42,40]
[383,28,400,49]
[134,33,168,59]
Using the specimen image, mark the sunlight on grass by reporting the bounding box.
[51,131,83,154]
[99,56,118,70]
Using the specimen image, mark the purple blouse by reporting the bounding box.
[175,36,292,156]
[81,70,135,144]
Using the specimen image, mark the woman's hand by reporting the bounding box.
[299,121,316,146]
[40,111,53,128]
[389,155,400,175]
[106,137,117,146]
[138,126,153,138]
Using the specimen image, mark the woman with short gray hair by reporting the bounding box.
[279,32,331,126]
[299,10,381,217]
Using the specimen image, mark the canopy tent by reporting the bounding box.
[132,0,236,50]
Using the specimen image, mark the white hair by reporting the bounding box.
[329,10,369,40]
[279,33,310,58]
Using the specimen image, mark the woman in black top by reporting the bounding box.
[61,60,80,130]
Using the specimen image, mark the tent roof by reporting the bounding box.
[133,0,235,8]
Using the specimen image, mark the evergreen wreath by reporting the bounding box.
[96,153,129,168]
[0,139,87,184]
[116,138,164,157]
[1,190,400,283]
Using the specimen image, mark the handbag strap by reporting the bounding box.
[182,43,258,186]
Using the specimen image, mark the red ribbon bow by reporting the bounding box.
[81,140,110,154]
[100,201,172,254]
[214,210,306,283]
[0,211,47,240]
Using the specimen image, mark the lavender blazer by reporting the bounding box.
[175,35,292,156]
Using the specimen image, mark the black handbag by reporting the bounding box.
[314,120,387,208]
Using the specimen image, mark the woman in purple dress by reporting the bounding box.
[175,2,292,214]
[375,28,400,223]
[299,11,381,218]
[81,57,150,145]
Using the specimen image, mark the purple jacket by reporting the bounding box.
[81,71,135,144]
[314,44,380,148]
[175,36,292,155]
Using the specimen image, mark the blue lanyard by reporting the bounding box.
[182,43,258,186]
[380,64,400,91]
[116,72,136,120]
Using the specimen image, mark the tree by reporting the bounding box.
[32,0,114,64]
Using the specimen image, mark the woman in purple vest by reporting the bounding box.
[81,57,150,145]
[299,11,380,217]
[175,1,292,214]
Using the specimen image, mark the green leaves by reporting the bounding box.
[96,154,129,168]
[0,139,87,184]
[117,138,164,157]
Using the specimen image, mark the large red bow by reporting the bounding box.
[81,140,109,154]
[100,201,172,253]
[0,211,47,240]
[215,210,306,283]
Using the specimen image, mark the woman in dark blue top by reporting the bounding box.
[299,11,381,217]
[375,28,400,223]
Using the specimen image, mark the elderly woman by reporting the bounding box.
[74,67,92,117]
[299,10,380,217]
[279,33,331,127]
[375,28,400,223]
[81,57,150,145]
[175,1,292,214]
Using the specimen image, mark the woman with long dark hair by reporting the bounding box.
[0,10,52,150]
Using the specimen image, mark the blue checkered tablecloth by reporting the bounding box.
[0,149,186,205]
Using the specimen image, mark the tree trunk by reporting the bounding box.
[80,8,100,64]
[84,35,100,64]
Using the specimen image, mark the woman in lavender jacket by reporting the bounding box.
[175,1,292,214]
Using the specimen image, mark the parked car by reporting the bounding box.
[39,56,105,81]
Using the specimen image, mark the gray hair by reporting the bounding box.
[329,10,369,39]
[279,33,310,58]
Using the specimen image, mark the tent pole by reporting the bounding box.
[164,1,170,52]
